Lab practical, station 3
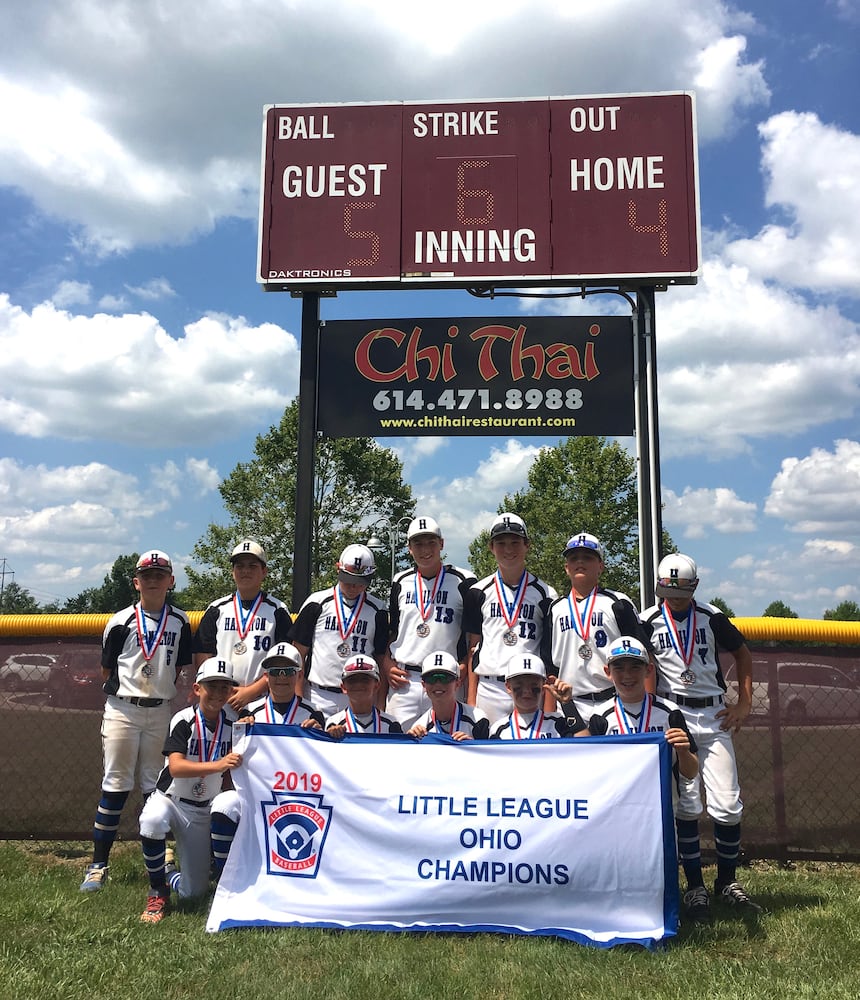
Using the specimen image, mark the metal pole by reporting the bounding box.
[292,294,321,608]
[636,286,663,609]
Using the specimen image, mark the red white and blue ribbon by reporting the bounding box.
[334,585,366,643]
[494,570,528,631]
[661,604,696,665]
[568,588,597,643]
[614,694,652,734]
[415,566,446,623]
[345,707,382,734]
[195,708,225,761]
[264,695,300,725]
[432,703,462,735]
[233,591,264,642]
[512,709,544,740]
[135,603,168,662]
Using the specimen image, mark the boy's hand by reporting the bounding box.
[716,699,750,733]
[408,723,428,739]
[300,718,322,729]
[326,724,347,740]
[665,727,691,752]
[220,752,243,771]
[544,676,573,704]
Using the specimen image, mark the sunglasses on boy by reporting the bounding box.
[267,666,299,677]
[424,671,456,685]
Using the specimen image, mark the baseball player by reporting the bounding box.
[291,543,389,719]
[138,657,243,924]
[209,643,323,879]
[489,653,587,740]
[325,654,402,737]
[464,513,558,724]
[383,516,476,729]
[588,637,699,787]
[408,650,490,741]
[80,549,192,893]
[542,532,647,719]
[193,539,292,714]
[641,553,762,921]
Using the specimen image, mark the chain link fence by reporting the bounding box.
[1,620,859,860]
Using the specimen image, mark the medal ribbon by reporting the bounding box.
[345,707,381,734]
[135,603,169,662]
[494,570,528,631]
[415,566,446,623]
[432,703,462,735]
[194,708,224,762]
[614,694,652,734]
[264,695,300,725]
[661,604,696,665]
[233,591,264,641]
[334,585,366,642]
[567,588,597,642]
[512,709,544,740]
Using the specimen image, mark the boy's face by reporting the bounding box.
[266,666,300,700]
[409,534,444,575]
[490,534,529,576]
[564,549,604,595]
[422,671,457,704]
[232,555,267,596]
[133,568,174,604]
[663,594,694,615]
[604,658,651,701]
[506,674,544,713]
[196,679,234,716]
[341,674,378,712]
[338,579,369,601]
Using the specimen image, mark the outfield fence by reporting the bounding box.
[1,614,859,861]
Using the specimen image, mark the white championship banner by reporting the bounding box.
[206,726,679,947]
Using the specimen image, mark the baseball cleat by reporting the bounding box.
[683,885,711,923]
[140,889,170,924]
[716,881,762,913]
[79,862,109,893]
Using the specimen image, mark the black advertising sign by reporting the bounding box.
[317,317,634,438]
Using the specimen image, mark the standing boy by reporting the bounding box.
[641,553,761,921]
[383,516,475,728]
[542,532,646,718]
[292,544,389,719]
[325,654,402,737]
[408,651,490,741]
[193,539,292,715]
[80,549,192,892]
[464,513,558,724]
[138,657,243,923]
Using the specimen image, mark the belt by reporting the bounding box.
[477,674,506,682]
[118,696,164,707]
[311,682,342,694]
[672,693,722,709]
[574,687,616,703]
[179,797,212,808]
[402,664,423,673]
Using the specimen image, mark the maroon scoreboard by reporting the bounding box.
[258,93,699,290]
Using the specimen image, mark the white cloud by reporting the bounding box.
[97,293,128,311]
[125,277,176,301]
[764,439,860,534]
[0,295,299,445]
[51,279,91,307]
[662,486,757,539]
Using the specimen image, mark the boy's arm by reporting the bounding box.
[167,750,242,779]
[716,643,753,733]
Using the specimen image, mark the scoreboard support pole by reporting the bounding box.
[292,292,320,607]
[635,286,663,609]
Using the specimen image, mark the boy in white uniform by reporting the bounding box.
[408,651,490,741]
[326,654,402,737]
[489,653,587,740]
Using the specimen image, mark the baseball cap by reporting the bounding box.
[341,654,380,681]
[655,553,699,598]
[195,657,239,686]
[337,543,376,583]
[563,533,605,560]
[407,516,442,541]
[230,539,267,565]
[260,642,303,674]
[420,650,460,680]
[606,637,650,667]
[490,512,528,540]
[135,549,173,573]
[505,653,547,681]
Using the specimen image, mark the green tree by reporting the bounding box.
[188,401,414,607]
[0,581,42,614]
[710,596,735,617]
[762,600,798,618]
[823,600,860,621]
[467,437,673,604]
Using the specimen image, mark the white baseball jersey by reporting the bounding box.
[154,705,234,804]
[102,602,192,701]
[325,708,403,734]
[292,586,389,689]
[388,564,475,667]
[542,588,644,698]
[194,591,292,688]
[245,694,325,728]
[412,702,490,739]
[489,710,572,740]
[464,572,558,676]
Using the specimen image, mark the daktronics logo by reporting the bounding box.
[268,269,353,279]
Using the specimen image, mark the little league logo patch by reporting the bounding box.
[262,793,333,878]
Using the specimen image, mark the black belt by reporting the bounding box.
[402,664,423,673]
[672,693,722,709]
[179,797,212,808]
[311,682,342,693]
[575,687,616,703]
[477,674,506,682]
[119,696,164,707]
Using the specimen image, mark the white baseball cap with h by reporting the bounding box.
[490,512,528,540]
[407,516,442,541]
[135,549,173,573]
[337,544,376,583]
[231,539,267,565]
[195,657,239,685]
[505,653,547,680]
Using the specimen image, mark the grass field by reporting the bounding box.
[2,842,859,1000]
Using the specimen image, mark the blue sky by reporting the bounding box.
[0,0,858,618]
